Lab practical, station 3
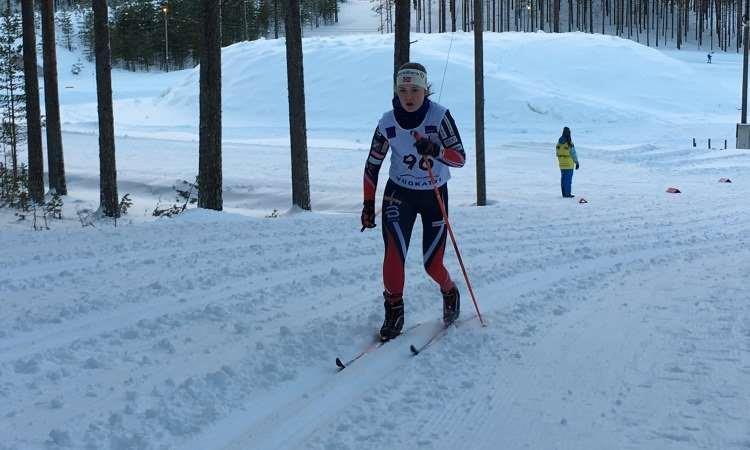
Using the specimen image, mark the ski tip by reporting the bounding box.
[335,358,346,370]
[409,344,420,355]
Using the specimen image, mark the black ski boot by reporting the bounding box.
[442,286,460,325]
[380,292,404,341]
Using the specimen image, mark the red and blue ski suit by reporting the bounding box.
[363,98,466,298]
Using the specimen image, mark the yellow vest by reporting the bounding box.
[556,143,575,169]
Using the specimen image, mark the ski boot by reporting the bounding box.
[442,286,460,325]
[380,292,404,341]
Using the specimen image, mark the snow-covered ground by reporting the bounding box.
[1,9,749,450]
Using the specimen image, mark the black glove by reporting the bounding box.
[414,138,440,158]
[575,162,580,170]
[360,200,376,231]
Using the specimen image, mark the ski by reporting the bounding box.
[409,324,451,355]
[336,322,421,371]
[335,337,382,370]
[410,317,471,356]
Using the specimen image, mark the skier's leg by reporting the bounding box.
[420,184,454,292]
[381,182,417,298]
[419,184,459,323]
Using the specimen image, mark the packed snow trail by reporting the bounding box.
[2,140,749,449]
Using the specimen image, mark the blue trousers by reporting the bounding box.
[560,169,574,197]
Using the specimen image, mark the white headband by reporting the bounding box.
[396,68,428,90]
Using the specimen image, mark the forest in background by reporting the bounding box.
[33,0,747,72]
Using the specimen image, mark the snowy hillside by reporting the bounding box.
[61,32,739,144]
[44,31,749,217]
[1,29,749,450]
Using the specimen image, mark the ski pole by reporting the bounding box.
[422,154,485,327]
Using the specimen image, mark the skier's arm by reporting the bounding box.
[570,144,579,163]
[437,110,466,168]
[364,127,389,202]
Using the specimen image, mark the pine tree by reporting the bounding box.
[41,0,66,195]
[78,9,95,61]
[56,9,74,51]
[110,1,159,71]
[93,0,119,217]
[286,0,311,210]
[394,0,410,80]
[0,6,25,183]
[198,0,222,211]
[21,0,44,204]
[164,0,201,70]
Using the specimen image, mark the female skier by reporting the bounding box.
[361,62,466,341]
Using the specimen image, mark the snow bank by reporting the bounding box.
[157,32,737,140]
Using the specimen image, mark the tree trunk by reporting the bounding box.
[505,0,516,31]
[274,0,279,38]
[492,0,497,31]
[669,0,674,39]
[21,0,44,204]
[554,0,560,31]
[92,0,119,217]
[286,0,311,210]
[394,0,410,80]
[450,0,456,31]
[677,0,682,48]
[199,0,223,211]
[462,0,467,31]
[699,0,703,46]
[499,0,503,30]
[568,0,573,30]
[474,0,485,206]
[656,0,660,46]
[429,0,432,32]
[539,0,544,30]
[646,0,650,44]
[602,0,606,33]
[440,0,446,31]
[41,0,66,195]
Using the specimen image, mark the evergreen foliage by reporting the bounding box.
[118,192,133,215]
[74,0,342,71]
[68,0,750,73]
[56,9,74,50]
[0,162,29,211]
[77,9,94,61]
[0,6,25,182]
[152,178,198,217]
[373,0,750,52]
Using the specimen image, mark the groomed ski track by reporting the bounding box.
[2,137,748,450]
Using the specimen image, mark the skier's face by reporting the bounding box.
[397,85,426,112]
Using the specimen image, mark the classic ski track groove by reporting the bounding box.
[217,241,745,449]
[2,192,749,449]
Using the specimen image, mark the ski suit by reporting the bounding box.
[363,98,466,297]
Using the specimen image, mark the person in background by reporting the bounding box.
[556,126,579,198]
[361,62,466,341]
[707,53,712,64]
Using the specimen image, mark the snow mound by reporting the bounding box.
[157,32,731,136]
